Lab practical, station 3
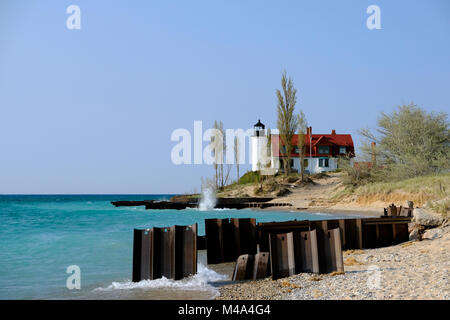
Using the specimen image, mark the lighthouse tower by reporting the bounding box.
[251,119,269,171]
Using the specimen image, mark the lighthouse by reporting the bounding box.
[251,119,269,171]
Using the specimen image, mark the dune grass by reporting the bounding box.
[333,173,450,215]
[353,173,449,197]
[238,171,261,185]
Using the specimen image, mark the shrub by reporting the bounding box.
[359,103,449,180]
[238,171,261,184]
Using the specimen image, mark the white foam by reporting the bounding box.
[185,207,231,212]
[183,207,198,211]
[308,212,334,216]
[94,263,228,294]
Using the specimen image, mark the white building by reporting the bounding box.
[250,120,355,174]
[250,119,269,171]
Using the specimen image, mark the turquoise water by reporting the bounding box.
[0,195,362,300]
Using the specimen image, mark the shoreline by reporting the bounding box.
[215,223,450,300]
[253,206,381,217]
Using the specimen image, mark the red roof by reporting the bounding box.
[271,133,355,157]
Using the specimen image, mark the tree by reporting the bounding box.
[212,120,232,190]
[234,136,240,184]
[276,71,299,175]
[359,103,449,180]
[297,110,308,181]
[212,120,223,189]
[223,162,232,188]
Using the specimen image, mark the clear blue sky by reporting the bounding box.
[0,0,449,194]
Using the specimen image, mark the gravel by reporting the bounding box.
[216,226,450,300]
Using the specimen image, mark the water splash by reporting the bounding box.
[198,187,216,211]
[93,263,228,293]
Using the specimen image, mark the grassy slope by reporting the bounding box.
[217,171,295,198]
[335,173,450,215]
[214,170,449,216]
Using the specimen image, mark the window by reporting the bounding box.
[294,147,299,154]
[318,146,329,154]
[319,158,329,167]
[339,146,346,154]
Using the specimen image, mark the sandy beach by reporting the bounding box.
[221,172,404,216]
[213,171,449,300]
[216,222,450,300]
[265,172,387,214]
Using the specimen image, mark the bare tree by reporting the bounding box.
[218,121,225,188]
[277,71,299,175]
[297,110,308,181]
[212,120,223,189]
[220,121,233,188]
[223,163,232,187]
[212,120,233,190]
[234,136,240,184]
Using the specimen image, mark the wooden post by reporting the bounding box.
[269,232,295,280]
[132,229,152,282]
[297,230,319,274]
[253,252,269,279]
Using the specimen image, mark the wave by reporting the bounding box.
[93,263,228,294]
[183,207,232,212]
[306,212,334,216]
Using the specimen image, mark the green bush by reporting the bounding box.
[238,171,261,184]
[359,103,450,180]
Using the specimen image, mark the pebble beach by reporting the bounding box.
[216,224,450,300]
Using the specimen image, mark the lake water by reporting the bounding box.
[0,194,363,300]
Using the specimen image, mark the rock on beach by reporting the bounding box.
[412,208,444,227]
[216,227,450,300]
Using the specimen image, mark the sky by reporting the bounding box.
[0,0,449,194]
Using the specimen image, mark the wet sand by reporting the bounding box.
[56,250,234,300]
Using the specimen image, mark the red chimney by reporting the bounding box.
[331,129,336,135]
